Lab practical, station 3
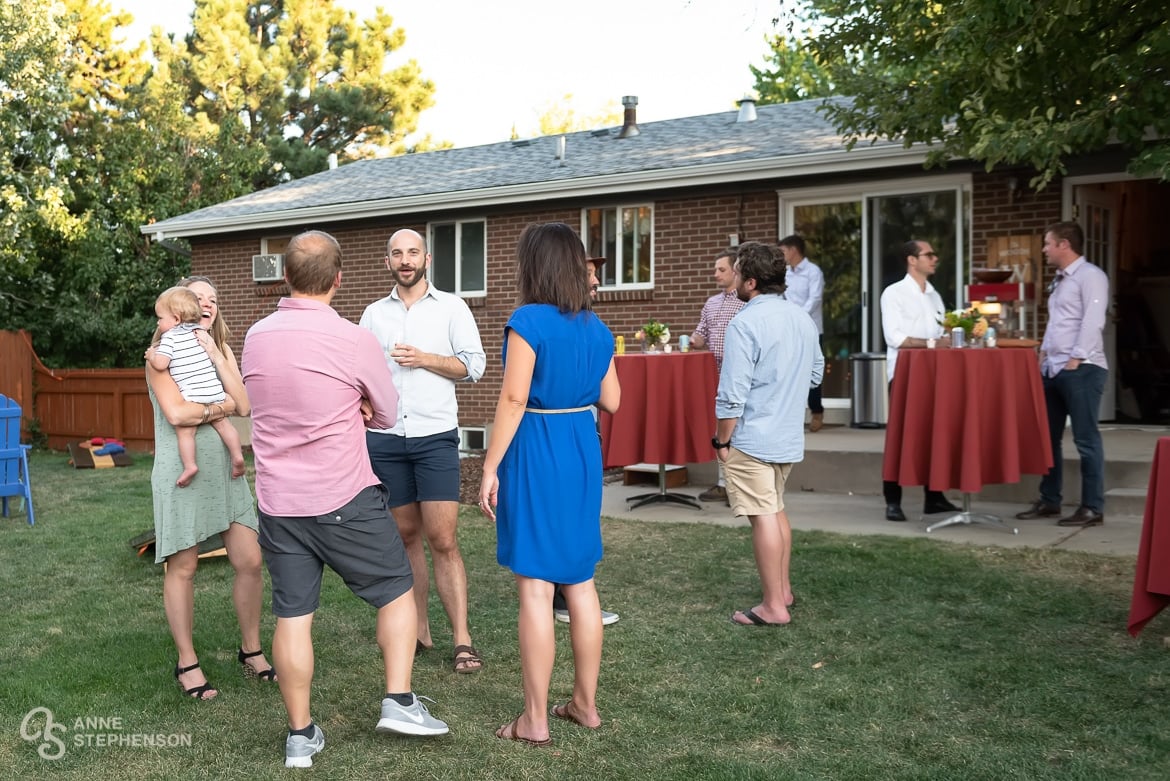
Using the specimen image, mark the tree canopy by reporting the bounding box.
[0,0,438,366]
[750,32,835,105]
[773,0,1170,187]
[161,0,435,184]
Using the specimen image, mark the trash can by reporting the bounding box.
[849,352,888,428]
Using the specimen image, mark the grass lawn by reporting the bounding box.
[1,449,1168,779]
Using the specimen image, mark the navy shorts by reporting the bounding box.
[366,429,461,508]
[258,485,413,618]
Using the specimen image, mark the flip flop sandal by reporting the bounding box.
[496,719,551,747]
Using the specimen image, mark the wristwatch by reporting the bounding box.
[711,436,731,450]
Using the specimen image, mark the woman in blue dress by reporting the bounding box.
[479,222,620,746]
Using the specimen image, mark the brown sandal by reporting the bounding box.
[495,718,551,747]
[452,644,482,674]
[550,702,600,729]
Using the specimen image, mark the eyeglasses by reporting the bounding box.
[1046,273,1063,295]
[916,252,939,259]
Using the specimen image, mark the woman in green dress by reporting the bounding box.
[146,276,275,699]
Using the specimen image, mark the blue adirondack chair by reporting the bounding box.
[1,394,34,525]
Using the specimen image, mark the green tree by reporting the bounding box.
[783,0,1170,187]
[750,33,835,104]
[534,94,623,136]
[163,0,435,184]
[0,0,79,326]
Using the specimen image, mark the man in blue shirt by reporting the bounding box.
[714,242,823,626]
[1016,221,1110,527]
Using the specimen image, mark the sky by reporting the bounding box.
[110,0,779,149]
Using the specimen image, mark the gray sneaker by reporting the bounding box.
[284,724,325,769]
[375,694,449,736]
[555,608,620,626]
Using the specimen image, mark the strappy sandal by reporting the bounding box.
[175,662,218,700]
[452,644,483,674]
[238,648,277,681]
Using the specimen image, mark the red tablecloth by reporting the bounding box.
[1127,437,1170,636]
[600,351,718,469]
[881,347,1053,494]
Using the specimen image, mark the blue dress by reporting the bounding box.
[496,304,614,583]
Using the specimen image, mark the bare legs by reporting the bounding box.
[732,510,793,625]
[275,589,417,730]
[497,576,601,742]
[222,522,273,676]
[163,522,271,697]
[391,500,477,667]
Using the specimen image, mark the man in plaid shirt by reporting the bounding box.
[690,247,746,504]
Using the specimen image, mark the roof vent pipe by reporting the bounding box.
[327,153,338,169]
[555,135,566,161]
[736,95,757,123]
[618,95,640,138]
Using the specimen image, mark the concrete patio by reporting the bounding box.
[601,424,1167,557]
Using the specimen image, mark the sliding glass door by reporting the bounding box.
[780,176,971,400]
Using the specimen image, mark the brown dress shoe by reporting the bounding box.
[809,413,824,432]
[1015,500,1062,520]
[698,485,727,503]
[1056,506,1104,527]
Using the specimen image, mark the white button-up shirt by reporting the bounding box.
[880,274,946,382]
[360,282,485,438]
[784,257,824,334]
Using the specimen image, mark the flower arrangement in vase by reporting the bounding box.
[940,306,987,343]
[634,319,671,353]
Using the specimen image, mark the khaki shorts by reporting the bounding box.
[724,447,793,517]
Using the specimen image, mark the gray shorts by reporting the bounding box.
[258,484,413,618]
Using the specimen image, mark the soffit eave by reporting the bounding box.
[141,144,929,241]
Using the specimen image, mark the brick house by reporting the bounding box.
[143,97,1170,436]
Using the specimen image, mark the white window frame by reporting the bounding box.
[581,204,654,290]
[458,426,486,454]
[427,219,487,296]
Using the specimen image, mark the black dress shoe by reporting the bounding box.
[1056,506,1104,527]
[1015,500,1062,520]
[923,498,961,515]
[885,504,907,521]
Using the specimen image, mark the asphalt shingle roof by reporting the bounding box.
[145,98,909,237]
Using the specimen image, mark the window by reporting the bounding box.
[429,220,486,295]
[582,205,653,288]
[458,427,486,453]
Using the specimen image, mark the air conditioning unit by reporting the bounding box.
[252,254,285,283]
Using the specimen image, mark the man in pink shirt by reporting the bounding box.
[243,230,448,770]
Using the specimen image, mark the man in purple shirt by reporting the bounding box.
[1016,221,1110,528]
[690,247,746,504]
[243,230,448,769]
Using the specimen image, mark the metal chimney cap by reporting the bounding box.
[735,95,757,123]
[621,95,639,107]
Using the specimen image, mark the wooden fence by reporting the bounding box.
[0,330,153,451]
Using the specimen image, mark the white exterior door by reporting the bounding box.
[1073,186,1117,421]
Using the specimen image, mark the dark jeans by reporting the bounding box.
[808,334,824,414]
[1039,364,1107,512]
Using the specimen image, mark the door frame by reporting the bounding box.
[1062,174,1129,421]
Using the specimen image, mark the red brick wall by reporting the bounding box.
[972,170,1062,278]
[190,190,781,430]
